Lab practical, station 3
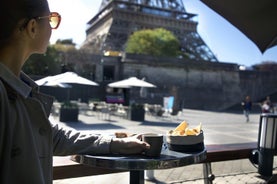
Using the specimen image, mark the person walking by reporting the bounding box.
[241,95,252,122]
[260,96,274,113]
[0,1,149,183]
[261,100,271,113]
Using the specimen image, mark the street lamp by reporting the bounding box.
[257,113,277,177]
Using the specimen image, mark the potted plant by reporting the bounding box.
[129,103,145,121]
[59,101,79,122]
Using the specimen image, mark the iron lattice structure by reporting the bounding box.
[81,0,218,61]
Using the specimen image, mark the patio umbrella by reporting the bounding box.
[35,72,98,87]
[35,72,98,100]
[107,77,156,105]
[108,77,156,88]
[200,0,277,53]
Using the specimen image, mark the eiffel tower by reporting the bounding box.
[81,0,218,61]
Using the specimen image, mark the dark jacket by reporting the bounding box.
[0,63,112,184]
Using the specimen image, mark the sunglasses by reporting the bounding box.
[37,12,61,29]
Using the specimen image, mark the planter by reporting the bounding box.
[130,104,145,121]
[60,108,79,122]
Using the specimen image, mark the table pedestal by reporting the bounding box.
[130,170,144,184]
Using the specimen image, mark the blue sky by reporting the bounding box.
[48,0,277,67]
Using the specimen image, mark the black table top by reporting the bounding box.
[71,148,206,171]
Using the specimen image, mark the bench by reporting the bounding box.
[203,142,257,184]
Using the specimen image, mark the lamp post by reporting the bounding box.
[257,113,277,177]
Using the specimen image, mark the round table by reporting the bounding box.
[71,148,206,184]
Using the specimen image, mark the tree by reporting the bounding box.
[54,39,77,52]
[23,45,61,75]
[125,28,181,57]
[23,39,79,76]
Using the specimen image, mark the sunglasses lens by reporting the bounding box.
[49,13,61,29]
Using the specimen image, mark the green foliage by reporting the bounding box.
[54,39,77,52]
[56,39,76,46]
[23,45,61,75]
[125,28,181,57]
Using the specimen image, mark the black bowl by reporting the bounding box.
[167,142,205,153]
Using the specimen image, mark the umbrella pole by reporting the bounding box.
[67,88,70,102]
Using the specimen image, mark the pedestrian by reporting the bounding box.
[0,0,149,183]
[241,96,252,122]
[261,96,274,113]
[261,100,271,113]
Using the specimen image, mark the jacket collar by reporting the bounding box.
[0,63,33,98]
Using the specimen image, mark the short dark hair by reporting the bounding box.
[0,0,49,46]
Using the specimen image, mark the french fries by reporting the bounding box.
[170,121,202,136]
[174,121,188,132]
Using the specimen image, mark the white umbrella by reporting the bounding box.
[35,72,99,87]
[35,72,98,101]
[108,77,156,88]
[35,76,72,88]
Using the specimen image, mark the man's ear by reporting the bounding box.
[25,19,38,39]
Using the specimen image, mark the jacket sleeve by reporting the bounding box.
[50,118,113,156]
[0,82,12,183]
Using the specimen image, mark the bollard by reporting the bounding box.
[257,114,277,177]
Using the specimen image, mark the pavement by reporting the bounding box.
[52,107,277,184]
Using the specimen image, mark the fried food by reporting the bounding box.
[170,121,202,136]
[193,123,202,134]
[184,128,197,135]
[171,130,185,136]
[115,132,137,138]
[174,121,188,132]
[115,132,128,138]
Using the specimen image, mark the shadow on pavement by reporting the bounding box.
[140,120,180,128]
[63,121,125,131]
[146,178,167,184]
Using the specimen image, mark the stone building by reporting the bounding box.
[50,52,277,112]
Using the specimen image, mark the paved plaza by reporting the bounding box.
[52,108,277,184]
